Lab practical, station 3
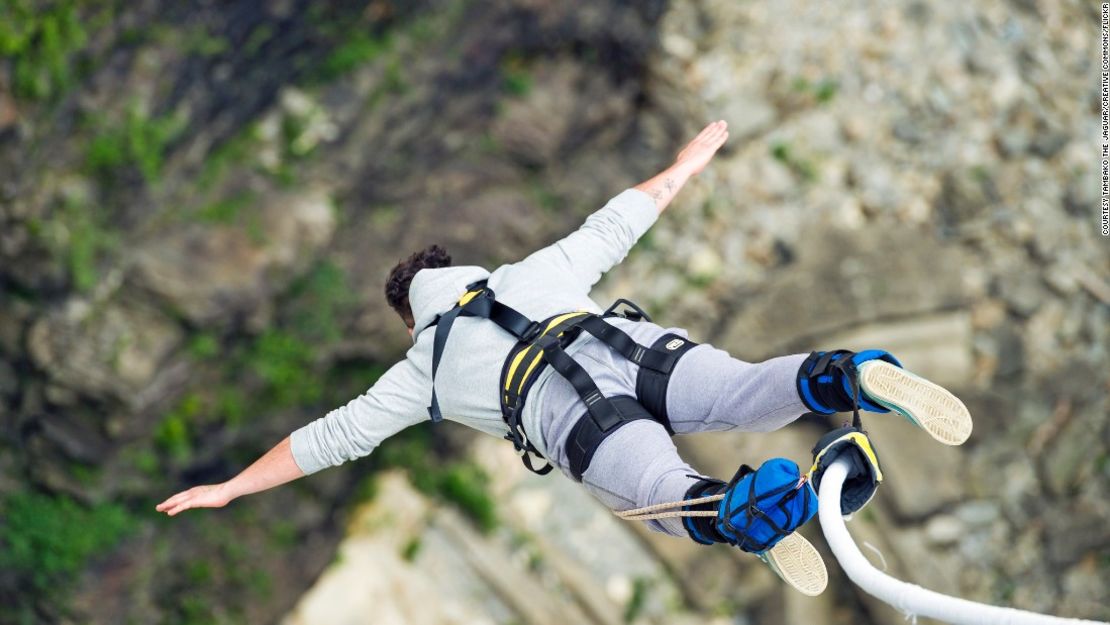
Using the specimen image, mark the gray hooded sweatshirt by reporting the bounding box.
[289,189,659,475]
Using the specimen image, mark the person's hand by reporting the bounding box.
[156,483,235,516]
[673,120,729,176]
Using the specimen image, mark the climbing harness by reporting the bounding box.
[427,281,698,480]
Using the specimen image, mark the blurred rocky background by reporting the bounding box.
[0,0,1106,624]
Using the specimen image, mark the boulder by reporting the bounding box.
[491,59,634,168]
[821,311,973,388]
[132,188,335,326]
[865,415,966,519]
[716,227,969,359]
[27,297,183,404]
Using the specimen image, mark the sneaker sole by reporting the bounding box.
[858,360,973,446]
[763,533,828,596]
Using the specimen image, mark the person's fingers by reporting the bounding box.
[163,490,202,515]
[156,492,186,511]
[696,131,721,150]
[170,493,203,515]
[696,120,722,140]
[170,494,193,512]
[701,123,726,144]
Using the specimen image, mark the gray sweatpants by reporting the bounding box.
[534,319,809,538]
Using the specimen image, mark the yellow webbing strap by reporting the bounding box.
[457,288,484,307]
[502,311,590,400]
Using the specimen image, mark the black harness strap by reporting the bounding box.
[429,282,544,421]
[464,294,543,343]
[564,395,656,481]
[635,333,700,432]
[575,316,678,373]
[501,313,589,411]
[427,299,470,423]
[539,337,624,430]
[426,279,700,479]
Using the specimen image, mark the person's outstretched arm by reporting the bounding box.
[635,119,729,214]
[155,436,303,516]
[517,120,729,292]
[156,357,429,516]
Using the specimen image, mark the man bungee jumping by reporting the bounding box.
[156,121,973,595]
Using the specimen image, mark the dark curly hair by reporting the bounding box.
[385,244,452,327]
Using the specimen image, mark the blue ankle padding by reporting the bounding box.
[840,350,902,413]
[716,458,818,554]
[683,515,714,545]
[798,358,836,414]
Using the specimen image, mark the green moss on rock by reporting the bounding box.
[0,0,89,101]
[0,491,134,616]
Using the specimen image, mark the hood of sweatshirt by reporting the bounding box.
[408,265,491,342]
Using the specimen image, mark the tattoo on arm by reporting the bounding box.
[646,179,676,206]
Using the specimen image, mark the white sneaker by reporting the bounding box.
[758,532,828,596]
[858,360,973,446]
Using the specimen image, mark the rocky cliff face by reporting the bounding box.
[1,0,1106,624]
[0,1,674,623]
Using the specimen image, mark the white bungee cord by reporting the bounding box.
[817,458,1107,625]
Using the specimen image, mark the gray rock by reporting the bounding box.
[491,59,634,168]
[132,188,335,325]
[716,227,969,358]
[821,311,973,388]
[1041,406,1104,498]
[0,296,32,356]
[996,128,1032,158]
[892,116,925,145]
[1029,125,1069,159]
[43,382,80,407]
[867,416,966,519]
[27,297,183,402]
[719,93,777,142]
[954,500,1000,527]
[1063,166,1097,217]
[998,269,1045,317]
[1044,511,1110,567]
[37,412,109,463]
[0,359,17,398]
[924,514,964,546]
[1042,261,1080,296]
[1059,558,1110,622]
[935,169,997,232]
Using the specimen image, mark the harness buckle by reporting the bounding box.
[603,298,653,323]
[520,320,545,343]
